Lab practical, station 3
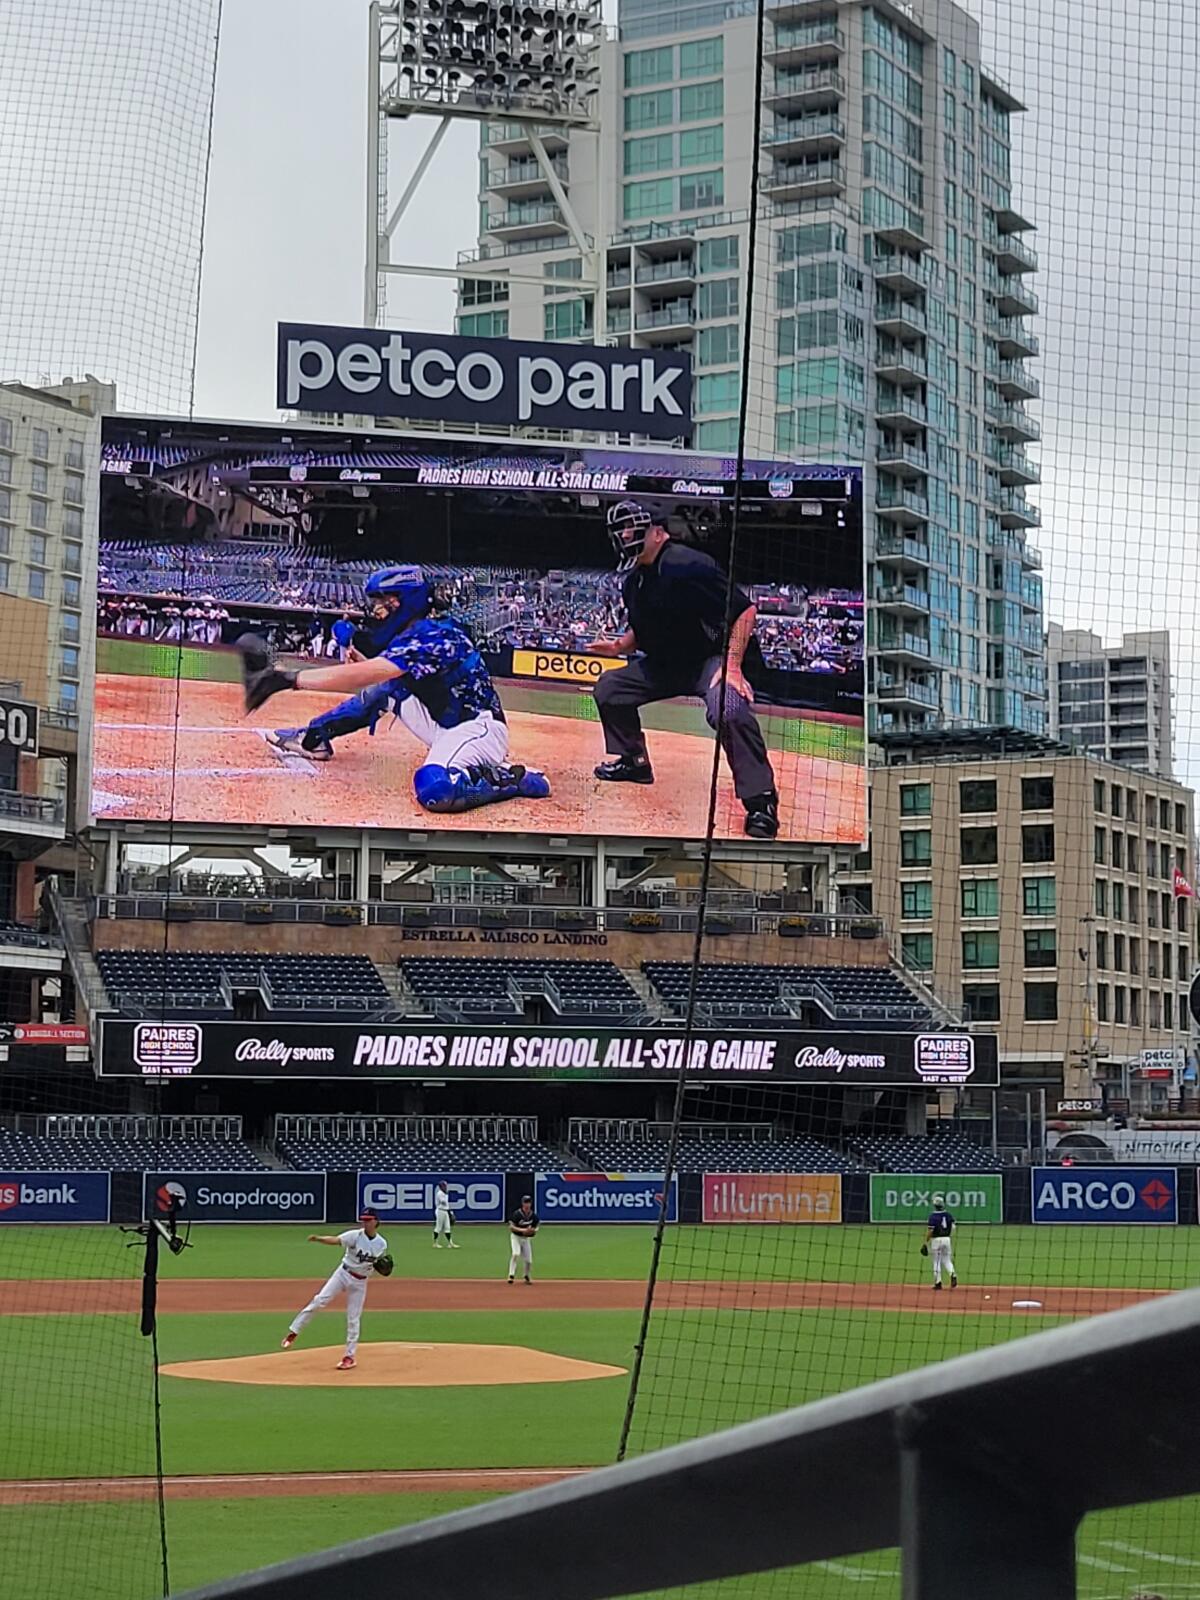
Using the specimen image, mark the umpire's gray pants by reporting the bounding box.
[594,656,776,801]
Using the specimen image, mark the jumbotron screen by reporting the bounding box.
[93,420,865,844]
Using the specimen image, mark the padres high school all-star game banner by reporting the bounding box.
[92,415,865,846]
[96,1019,997,1086]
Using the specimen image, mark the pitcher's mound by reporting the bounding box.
[161,1342,627,1388]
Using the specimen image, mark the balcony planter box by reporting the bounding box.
[165,901,202,922]
[480,909,510,929]
[556,913,589,931]
[244,903,275,924]
[703,917,733,936]
[850,921,878,940]
[323,905,360,926]
[628,912,663,933]
[779,916,809,938]
[405,908,432,927]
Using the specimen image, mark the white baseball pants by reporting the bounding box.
[398,700,509,772]
[289,1265,368,1356]
[434,1207,453,1237]
[931,1238,955,1284]
[509,1236,533,1277]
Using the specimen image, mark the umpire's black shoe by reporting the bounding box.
[594,756,654,785]
[743,791,780,839]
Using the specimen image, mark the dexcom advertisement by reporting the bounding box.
[143,1172,327,1223]
[94,417,865,846]
[535,1173,677,1223]
[0,1173,110,1223]
[356,1173,506,1223]
[1031,1167,1178,1224]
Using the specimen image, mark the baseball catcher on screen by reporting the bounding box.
[587,501,779,838]
[237,565,550,814]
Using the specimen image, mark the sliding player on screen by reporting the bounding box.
[239,566,550,815]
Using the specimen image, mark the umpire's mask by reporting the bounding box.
[606,500,654,573]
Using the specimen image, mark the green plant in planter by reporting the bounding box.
[628,911,663,931]
[778,915,809,936]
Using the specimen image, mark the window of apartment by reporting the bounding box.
[1176,803,1186,835]
[1024,929,1057,968]
[543,299,591,340]
[698,236,738,275]
[697,278,738,319]
[1148,891,1159,928]
[960,826,997,865]
[696,324,740,367]
[679,36,723,78]
[678,168,724,211]
[901,881,933,919]
[1130,937,1141,976]
[1129,988,1141,1026]
[624,90,674,131]
[1114,986,1127,1024]
[60,646,80,680]
[59,680,78,713]
[29,497,48,530]
[624,133,673,175]
[695,371,740,414]
[1097,983,1109,1021]
[900,782,932,816]
[1161,842,1172,879]
[1095,879,1107,916]
[1164,991,1174,1029]
[1145,795,1157,828]
[679,125,724,168]
[623,177,674,220]
[1023,876,1055,915]
[1094,827,1106,864]
[901,828,933,867]
[959,778,996,813]
[963,983,1000,1021]
[1111,787,1122,818]
[0,559,10,590]
[1162,891,1172,926]
[30,461,49,495]
[31,427,50,461]
[962,930,1000,969]
[1112,832,1123,869]
[901,932,933,970]
[62,611,80,644]
[63,506,83,539]
[1113,933,1125,971]
[1024,982,1058,1021]
[1162,943,1173,980]
[457,310,509,338]
[960,878,999,918]
[1022,824,1055,863]
[63,472,84,506]
[1178,896,1190,932]
[62,575,81,607]
[62,542,82,576]
[693,419,738,450]
[625,46,674,88]
[1093,779,1105,812]
[28,532,48,566]
[1128,885,1140,922]
[65,437,85,470]
[1150,990,1161,1030]
[0,416,13,450]
[1095,930,1108,969]
[0,487,10,524]
[1112,881,1125,919]
[1021,775,1053,810]
[679,80,723,122]
[27,567,46,600]
[1160,798,1171,830]
[1180,942,1190,975]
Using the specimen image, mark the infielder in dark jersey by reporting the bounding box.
[238,565,550,815]
[587,501,779,838]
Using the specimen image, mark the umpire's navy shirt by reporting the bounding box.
[623,541,754,675]
[927,1209,954,1237]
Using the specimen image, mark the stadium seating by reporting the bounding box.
[0,1131,267,1172]
[95,950,390,1018]
[847,1133,1003,1172]
[400,958,646,1024]
[569,1135,859,1174]
[278,1137,563,1173]
[643,962,932,1027]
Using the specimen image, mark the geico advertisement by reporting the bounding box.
[535,1172,677,1222]
[142,1172,327,1223]
[0,1172,110,1223]
[703,1172,843,1224]
[1030,1166,1178,1224]
[512,649,627,683]
[357,1173,505,1222]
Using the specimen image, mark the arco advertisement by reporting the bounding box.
[1030,1166,1178,1224]
[869,1174,1003,1224]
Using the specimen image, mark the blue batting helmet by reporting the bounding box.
[363,564,431,628]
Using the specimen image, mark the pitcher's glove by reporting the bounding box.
[236,634,297,712]
[374,1253,395,1278]
[919,1244,929,1257]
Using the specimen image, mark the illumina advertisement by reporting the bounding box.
[93,418,865,844]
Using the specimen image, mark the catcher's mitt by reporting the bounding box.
[374,1253,395,1278]
[236,634,297,712]
[919,1244,929,1257]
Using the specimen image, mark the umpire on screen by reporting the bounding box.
[586,500,779,839]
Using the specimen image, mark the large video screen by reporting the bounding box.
[94,421,865,844]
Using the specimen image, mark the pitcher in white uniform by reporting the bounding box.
[432,1180,460,1249]
[281,1209,389,1369]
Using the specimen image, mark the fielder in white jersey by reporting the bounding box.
[433,1181,459,1248]
[281,1209,390,1368]
[923,1194,958,1290]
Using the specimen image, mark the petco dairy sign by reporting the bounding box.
[358,1173,505,1223]
[1031,1166,1178,1224]
[0,1172,110,1222]
[142,1172,327,1223]
[277,323,691,438]
[535,1172,677,1223]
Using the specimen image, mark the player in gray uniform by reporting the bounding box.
[585,501,779,838]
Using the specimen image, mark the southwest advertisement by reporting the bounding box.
[93,417,865,846]
[535,1172,677,1222]
[98,1019,999,1087]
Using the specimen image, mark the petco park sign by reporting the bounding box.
[99,1020,999,1086]
[277,322,692,438]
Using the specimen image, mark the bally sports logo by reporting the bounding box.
[134,1023,203,1074]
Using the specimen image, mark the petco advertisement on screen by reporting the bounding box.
[357,1173,505,1223]
[1031,1167,1178,1224]
[702,1173,843,1224]
[142,1172,327,1223]
[0,1173,110,1223]
[94,417,866,847]
[535,1173,677,1223]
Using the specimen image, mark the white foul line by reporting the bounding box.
[1078,1553,1135,1573]
[1101,1540,1200,1568]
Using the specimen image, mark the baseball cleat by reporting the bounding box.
[743,791,780,839]
[448,1242,460,1249]
[523,1276,532,1284]
[280,1332,297,1349]
[594,756,654,784]
[933,1282,943,1291]
[266,729,332,761]
[507,1276,515,1285]
[336,1355,356,1370]
[950,1274,958,1288]
[236,634,297,712]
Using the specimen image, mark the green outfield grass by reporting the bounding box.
[2,1221,1195,1289]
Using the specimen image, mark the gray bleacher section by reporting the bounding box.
[0,1130,267,1172]
[400,957,647,1024]
[848,1133,1003,1172]
[95,950,390,1018]
[643,962,932,1027]
[279,1137,563,1173]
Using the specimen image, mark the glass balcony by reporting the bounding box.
[874,297,926,338]
[875,392,927,426]
[763,158,845,200]
[875,582,931,614]
[876,630,932,662]
[875,345,927,385]
[996,361,1040,399]
[763,114,845,157]
[767,19,845,62]
[764,66,845,111]
[487,203,568,240]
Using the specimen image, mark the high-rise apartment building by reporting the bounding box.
[459,0,1046,737]
[1046,623,1173,780]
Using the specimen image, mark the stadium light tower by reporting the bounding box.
[364,0,604,337]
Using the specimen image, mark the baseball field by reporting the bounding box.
[90,639,866,842]
[2,1223,1198,1598]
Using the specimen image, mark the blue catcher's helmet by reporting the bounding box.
[363,564,431,629]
